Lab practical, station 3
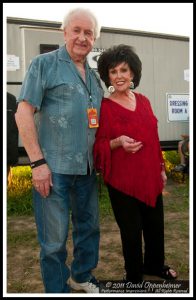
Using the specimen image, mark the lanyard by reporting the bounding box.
[70,62,99,128]
[71,61,93,108]
[80,74,93,108]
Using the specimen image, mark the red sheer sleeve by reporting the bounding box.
[144,95,165,170]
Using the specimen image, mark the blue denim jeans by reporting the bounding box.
[33,171,100,293]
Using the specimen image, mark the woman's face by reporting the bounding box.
[108,62,133,92]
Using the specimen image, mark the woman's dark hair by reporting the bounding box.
[97,44,142,89]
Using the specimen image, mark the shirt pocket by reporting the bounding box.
[48,82,76,99]
[45,82,77,115]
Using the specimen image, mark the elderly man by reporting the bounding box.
[15,8,103,293]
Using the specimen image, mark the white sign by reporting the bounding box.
[167,93,189,122]
[7,54,20,71]
[87,48,105,69]
[184,69,189,82]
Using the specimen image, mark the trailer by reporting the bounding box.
[7,17,189,164]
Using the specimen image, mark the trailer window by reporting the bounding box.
[40,44,59,54]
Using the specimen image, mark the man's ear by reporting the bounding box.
[63,30,67,42]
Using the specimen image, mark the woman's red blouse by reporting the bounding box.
[93,93,164,207]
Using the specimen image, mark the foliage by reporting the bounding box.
[163,150,180,173]
[7,166,113,217]
[7,150,186,216]
[7,166,33,216]
[163,150,189,183]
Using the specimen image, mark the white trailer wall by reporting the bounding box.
[7,18,189,148]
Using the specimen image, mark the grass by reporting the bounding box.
[164,184,189,212]
[8,231,37,245]
[7,166,114,217]
[7,151,187,216]
[6,151,190,293]
[7,166,33,215]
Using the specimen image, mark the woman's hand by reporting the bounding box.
[119,135,143,153]
[161,170,167,187]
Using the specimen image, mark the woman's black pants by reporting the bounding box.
[107,185,165,282]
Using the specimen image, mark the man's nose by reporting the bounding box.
[78,32,86,41]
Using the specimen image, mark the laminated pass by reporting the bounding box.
[87,108,99,128]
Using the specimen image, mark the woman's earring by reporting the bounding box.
[130,81,134,90]
[108,85,115,93]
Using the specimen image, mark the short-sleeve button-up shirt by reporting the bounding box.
[18,46,103,174]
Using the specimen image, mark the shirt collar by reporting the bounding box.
[58,45,90,71]
[58,45,71,62]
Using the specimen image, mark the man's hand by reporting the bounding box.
[32,164,53,198]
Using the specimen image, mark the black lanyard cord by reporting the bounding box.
[71,61,93,107]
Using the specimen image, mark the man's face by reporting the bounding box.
[64,13,96,62]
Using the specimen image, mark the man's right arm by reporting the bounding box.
[15,100,43,162]
[15,100,53,198]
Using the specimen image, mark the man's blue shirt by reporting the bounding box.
[18,45,103,174]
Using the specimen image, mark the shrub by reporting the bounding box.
[163,150,180,174]
[7,166,33,215]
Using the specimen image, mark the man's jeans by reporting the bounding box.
[33,171,100,293]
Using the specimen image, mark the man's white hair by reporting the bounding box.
[61,8,101,39]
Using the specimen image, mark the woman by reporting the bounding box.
[93,44,177,282]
